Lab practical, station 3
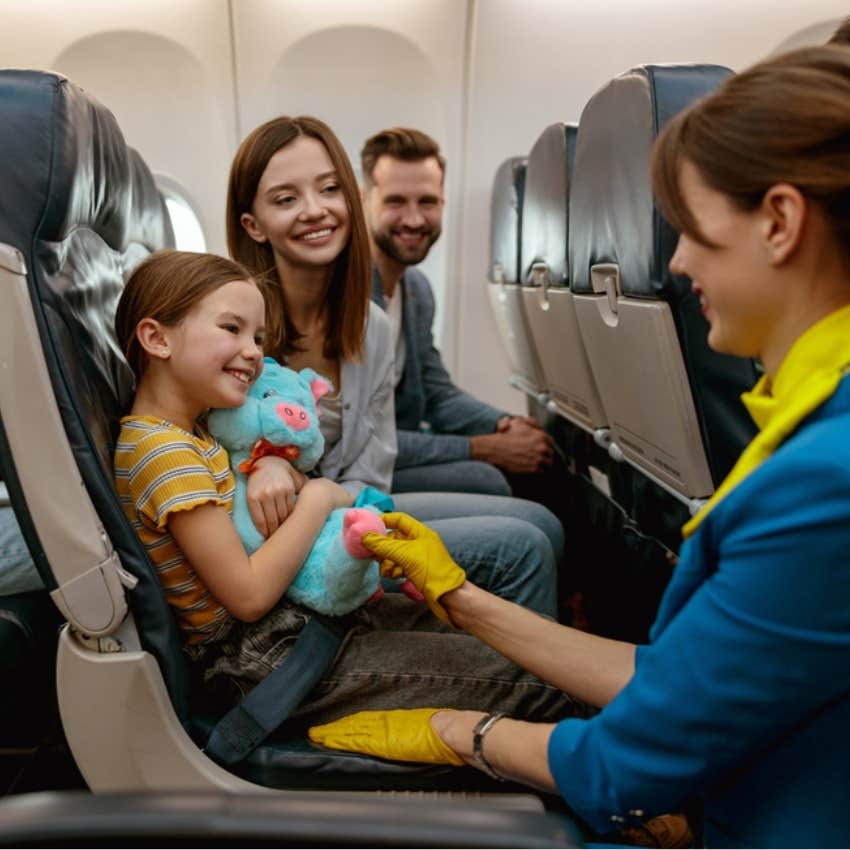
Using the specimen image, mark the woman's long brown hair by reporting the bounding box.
[226,115,371,362]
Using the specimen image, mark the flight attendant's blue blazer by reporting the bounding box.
[549,375,850,848]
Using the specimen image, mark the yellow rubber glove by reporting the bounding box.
[308,708,463,766]
[362,512,466,624]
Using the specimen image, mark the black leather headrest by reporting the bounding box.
[521,122,577,287]
[488,157,526,285]
[0,71,171,264]
[568,64,759,485]
[0,70,187,718]
[570,64,731,298]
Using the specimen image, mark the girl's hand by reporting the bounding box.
[300,477,354,513]
[246,456,307,537]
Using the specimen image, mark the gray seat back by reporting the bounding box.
[487,156,546,400]
[521,122,607,432]
[569,64,759,506]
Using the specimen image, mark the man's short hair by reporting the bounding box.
[360,127,446,186]
[828,17,850,45]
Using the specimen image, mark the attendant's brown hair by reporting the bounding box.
[115,250,257,379]
[226,116,370,361]
[652,45,850,257]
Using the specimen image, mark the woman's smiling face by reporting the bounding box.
[241,135,351,277]
[668,160,783,362]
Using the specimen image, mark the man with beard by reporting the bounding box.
[360,127,553,496]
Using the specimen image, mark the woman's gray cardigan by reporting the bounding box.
[316,301,397,496]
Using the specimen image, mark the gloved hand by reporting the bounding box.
[362,512,466,624]
[308,708,463,765]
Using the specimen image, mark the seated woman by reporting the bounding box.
[308,46,850,848]
[225,115,563,619]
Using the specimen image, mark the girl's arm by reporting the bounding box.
[169,477,350,622]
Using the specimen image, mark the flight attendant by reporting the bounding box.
[308,46,850,848]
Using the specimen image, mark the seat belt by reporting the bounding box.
[204,613,345,766]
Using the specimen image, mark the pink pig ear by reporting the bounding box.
[310,377,332,404]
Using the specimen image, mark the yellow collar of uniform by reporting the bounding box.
[682,304,850,539]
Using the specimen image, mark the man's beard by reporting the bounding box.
[372,226,440,266]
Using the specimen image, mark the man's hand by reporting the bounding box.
[363,512,466,625]
[308,708,464,765]
[245,456,307,536]
[496,415,544,433]
[471,418,553,474]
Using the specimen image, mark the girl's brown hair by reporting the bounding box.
[226,116,371,362]
[652,46,850,255]
[115,249,257,379]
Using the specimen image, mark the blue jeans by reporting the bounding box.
[204,593,584,727]
[392,460,511,497]
[392,492,562,619]
[0,505,43,595]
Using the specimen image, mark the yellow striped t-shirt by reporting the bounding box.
[114,416,235,646]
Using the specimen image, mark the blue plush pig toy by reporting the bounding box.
[207,358,394,616]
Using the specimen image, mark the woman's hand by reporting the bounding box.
[362,512,466,624]
[245,456,308,537]
[308,708,465,765]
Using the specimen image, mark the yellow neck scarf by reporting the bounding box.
[682,304,850,539]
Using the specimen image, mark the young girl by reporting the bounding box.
[226,115,562,620]
[113,248,578,723]
[309,46,850,847]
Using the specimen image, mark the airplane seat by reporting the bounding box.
[0,69,555,815]
[569,64,759,513]
[487,157,548,402]
[520,122,608,437]
[0,67,188,785]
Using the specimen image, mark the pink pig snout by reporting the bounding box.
[275,401,311,431]
[342,509,386,559]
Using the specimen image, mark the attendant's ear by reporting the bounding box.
[240,212,267,244]
[761,183,806,266]
[136,318,171,360]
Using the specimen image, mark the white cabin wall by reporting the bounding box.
[1,1,848,410]
[0,0,237,254]
[458,0,848,412]
[230,0,469,343]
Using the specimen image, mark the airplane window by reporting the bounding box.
[164,196,206,252]
[155,176,207,252]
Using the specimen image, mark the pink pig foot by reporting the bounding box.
[342,508,386,559]
[367,585,385,605]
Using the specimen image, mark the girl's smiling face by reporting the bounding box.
[163,278,266,417]
[240,135,351,278]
